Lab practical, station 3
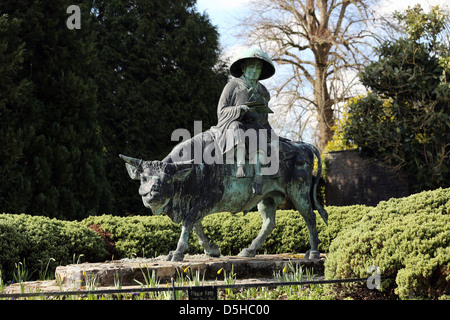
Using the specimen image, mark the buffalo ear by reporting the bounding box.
[120,154,144,180]
[164,162,193,181]
[170,167,193,182]
[125,163,141,180]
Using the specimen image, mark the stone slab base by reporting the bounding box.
[4,253,325,294]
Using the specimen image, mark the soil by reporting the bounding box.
[332,283,399,300]
[87,224,117,257]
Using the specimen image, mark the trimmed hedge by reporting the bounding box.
[80,206,371,259]
[0,206,370,281]
[81,215,182,259]
[324,188,450,299]
[0,214,109,281]
[2,187,448,300]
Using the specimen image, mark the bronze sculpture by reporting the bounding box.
[120,47,328,261]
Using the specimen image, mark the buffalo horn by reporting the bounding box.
[119,154,143,168]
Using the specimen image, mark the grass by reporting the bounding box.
[219,262,334,300]
[0,261,333,300]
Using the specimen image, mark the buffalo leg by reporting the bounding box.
[193,220,220,257]
[291,196,321,260]
[238,198,277,257]
[167,223,192,261]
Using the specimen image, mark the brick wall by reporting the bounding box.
[324,150,410,206]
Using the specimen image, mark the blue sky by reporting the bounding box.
[196,0,251,50]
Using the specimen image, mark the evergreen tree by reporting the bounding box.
[0,15,35,213]
[343,6,450,191]
[0,1,112,219]
[1,0,228,218]
[92,0,228,214]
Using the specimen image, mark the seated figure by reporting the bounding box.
[164,47,306,194]
[210,48,276,182]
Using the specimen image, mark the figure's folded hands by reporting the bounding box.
[240,104,250,113]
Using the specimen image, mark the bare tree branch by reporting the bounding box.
[238,0,380,149]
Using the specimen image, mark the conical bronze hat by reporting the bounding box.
[229,47,275,80]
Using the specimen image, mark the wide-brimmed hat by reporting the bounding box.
[229,47,275,80]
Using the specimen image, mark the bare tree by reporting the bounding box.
[240,0,379,149]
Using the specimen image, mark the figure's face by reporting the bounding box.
[242,59,263,81]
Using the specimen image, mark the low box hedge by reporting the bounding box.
[80,205,372,259]
[2,187,448,300]
[324,188,450,299]
[80,214,182,259]
[0,205,368,281]
[0,214,109,281]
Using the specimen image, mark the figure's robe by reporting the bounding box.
[209,77,274,155]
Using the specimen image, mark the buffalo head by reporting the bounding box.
[119,154,192,214]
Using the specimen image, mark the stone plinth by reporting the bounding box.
[56,254,325,288]
[4,254,325,293]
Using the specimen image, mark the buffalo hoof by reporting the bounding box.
[167,250,185,261]
[205,244,221,257]
[305,249,320,260]
[238,248,256,257]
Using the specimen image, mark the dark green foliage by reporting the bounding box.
[0,0,228,218]
[0,1,112,219]
[361,39,445,99]
[80,206,371,258]
[0,220,25,280]
[92,0,229,215]
[0,213,108,281]
[324,188,450,299]
[0,14,35,213]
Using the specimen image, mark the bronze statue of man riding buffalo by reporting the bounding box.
[120,48,328,262]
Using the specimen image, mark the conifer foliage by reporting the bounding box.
[0,0,227,218]
[93,0,228,214]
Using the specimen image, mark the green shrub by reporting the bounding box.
[3,188,447,300]
[0,214,109,281]
[199,212,260,255]
[81,206,371,258]
[324,188,450,299]
[0,204,374,281]
[317,205,372,252]
[211,206,371,255]
[0,220,26,280]
[82,215,182,258]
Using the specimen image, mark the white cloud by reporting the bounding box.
[197,0,252,11]
[220,44,246,62]
[375,0,449,15]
